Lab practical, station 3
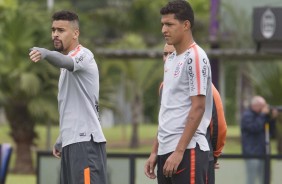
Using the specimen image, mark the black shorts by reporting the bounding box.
[60,140,107,184]
[157,144,209,184]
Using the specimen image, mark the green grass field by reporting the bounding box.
[0,123,277,184]
[6,174,35,184]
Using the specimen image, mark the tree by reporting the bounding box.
[102,34,163,148]
[126,58,163,148]
[0,3,59,173]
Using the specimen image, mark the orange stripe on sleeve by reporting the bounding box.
[71,45,81,57]
[192,45,201,95]
[84,167,90,184]
[190,149,196,184]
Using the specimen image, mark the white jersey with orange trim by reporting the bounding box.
[58,45,106,148]
[158,43,213,155]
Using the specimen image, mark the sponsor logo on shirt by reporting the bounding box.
[75,55,84,63]
[95,104,99,112]
[187,58,192,64]
[174,62,183,78]
[95,104,101,122]
[188,58,195,92]
[79,132,86,136]
[184,52,190,61]
[202,58,208,90]
[202,65,207,77]
[203,58,207,64]
[74,53,86,63]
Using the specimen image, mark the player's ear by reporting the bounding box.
[184,20,191,30]
[73,29,79,40]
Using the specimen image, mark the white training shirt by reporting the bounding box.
[58,45,106,148]
[158,43,213,155]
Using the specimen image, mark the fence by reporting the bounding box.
[37,152,282,184]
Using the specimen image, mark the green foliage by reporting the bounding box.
[6,174,35,184]
[129,0,167,42]
[220,2,254,48]
[143,78,162,123]
[108,33,146,49]
[19,73,41,96]
[248,62,282,105]
[0,0,18,9]
[0,2,59,122]
[190,0,210,19]
[0,3,61,173]
[103,33,163,122]
[90,7,131,41]
[190,0,210,38]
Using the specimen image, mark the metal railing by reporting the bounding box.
[37,152,282,184]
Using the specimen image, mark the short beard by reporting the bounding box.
[54,46,64,52]
[53,40,64,52]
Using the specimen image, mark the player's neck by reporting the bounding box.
[63,41,80,55]
[174,31,194,55]
[175,39,195,56]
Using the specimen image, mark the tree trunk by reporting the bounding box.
[14,142,34,173]
[4,100,36,173]
[130,120,139,148]
[130,93,143,148]
[237,63,253,124]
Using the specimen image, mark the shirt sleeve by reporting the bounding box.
[31,47,74,71]
[186,47,210,96]
[211,85,227,158]
[69,47,94,72]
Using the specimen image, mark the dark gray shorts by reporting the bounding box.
[60,140,107,184]
[157,144,209,184]
[207,160,215,184]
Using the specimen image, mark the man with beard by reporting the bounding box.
[29,10,107,184]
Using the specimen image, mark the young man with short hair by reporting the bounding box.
[144,1,213,184]
[148,43,227,184]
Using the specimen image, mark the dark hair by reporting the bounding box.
[52,10,79,28]
[160,0,194,28]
